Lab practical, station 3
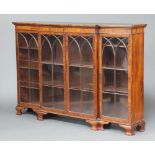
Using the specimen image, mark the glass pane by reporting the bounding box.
[19,60,29,68]
[103,69,114,92]
[42,86,53,107]
[30,70,39,83]
[82,68,93,90]
[116,70,128,93]
[30,88,39,104]
[41,35,63,64]
[116,95,128,118]
[19,61,38,70]
[19,48,28,60]
[18,33,28,48]
[20,87,29,102]
[68,36,93,66]
[102,46,114,68]
[30,61,38,70]
[29,34,38,49]
[53,65,64,86]
[20,82,39,89]
[30,83,39,89]
[68,37,80,66]
[102,93,128,118]
[70,90,81,112]
[20,81,29,88]
[102,93,114,117]
[42,64,52,86]
[110,38,120,45]
[116,47,128,69]
[53,37,63,64]
[69,67,80,89]
[19,68,29,82]
[53,88,64,109]
[82,91,93,114]
[30,49,38,61]
[81,37,93,66]
[41,35,52,62]
[42,86,64,110]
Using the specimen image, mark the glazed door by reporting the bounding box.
[41,34,65,110]
[68,35,97,116]
[18,33,39,104]
[100,36,129,120]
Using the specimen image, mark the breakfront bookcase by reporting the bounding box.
[13,22,146,136]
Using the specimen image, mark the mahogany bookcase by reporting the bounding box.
[13,22,147,136]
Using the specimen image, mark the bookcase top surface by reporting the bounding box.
[12,22,147,28]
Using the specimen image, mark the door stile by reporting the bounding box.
[63,33,68,112]
[94,28,99,119]
[128,34,133,124]
[16,31,20,105]
[38,33,43,108]
[98,35,103,119]
[65,33,70,112]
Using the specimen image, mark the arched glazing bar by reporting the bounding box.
[28,33,38,61]
[80,36,93,52]
[19,33,38,48]
[102,37,128,69]
[102,37,115,55]
[51,35,63,64]
[80,36,93,66]
[18,33,29,48]
[41,35,63,50]
[69,36,93,52]
[28,33,38,48]
[41,34,63,64]
[115,38,128,69]
[102,37,128,54]
[68,36,82,53]
[102,37,115,68]
[68,35,93,66]
[41,35,53,51]
[68,36,81,65]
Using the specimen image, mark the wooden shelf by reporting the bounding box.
[104,44,128,48]
[69,62,93,68]
[116,87,128,93]
[103,66,128,71]
[103,85,128,94]
[20,85,39,90]
[19,80,38,84]
[19,47,38,50]
[69,86,93,92]
[42,61,63,66]
[103,91,128,96]
[103,86,115,92]
[42,81,64,88]
[19,66,38,70]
